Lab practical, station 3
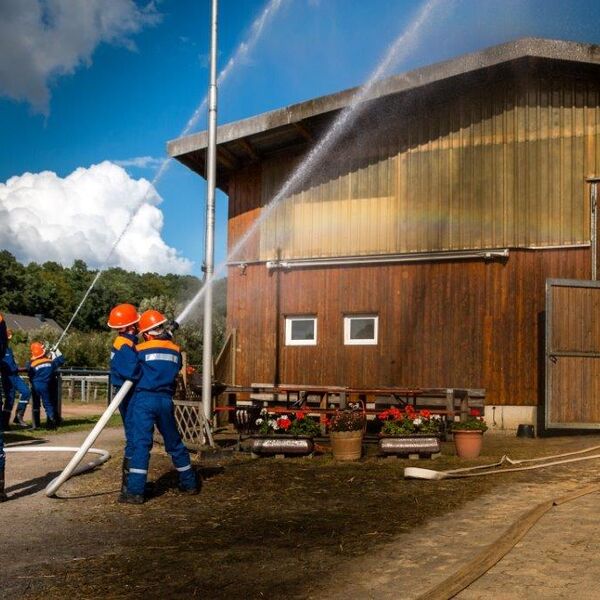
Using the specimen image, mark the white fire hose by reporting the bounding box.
[5,445,111,479]
[404,443,600,480]
[40,380,132,497]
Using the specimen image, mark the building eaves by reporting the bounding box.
[167,37,600,187]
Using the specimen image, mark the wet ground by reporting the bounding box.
[1,425,600,599]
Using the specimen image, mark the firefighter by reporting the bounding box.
[0,313,8,501]
[121,309,198,504]
[1,330,32,429]
[107,303,141,494]
[27,342,65,430]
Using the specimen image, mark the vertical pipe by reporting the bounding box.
[202,0,218,432]
[591,182,598,281]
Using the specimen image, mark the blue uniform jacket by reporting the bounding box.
[0,314,7,358]
[110,333,140,388]
[1,347,19,377]
[134,338,182,396]
[27,355,65,391]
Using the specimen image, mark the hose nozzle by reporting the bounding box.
[166,320,180,335]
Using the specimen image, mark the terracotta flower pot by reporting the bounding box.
[453,430,484,459]
[330,430,363,460]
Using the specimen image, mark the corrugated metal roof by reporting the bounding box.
[167,37,600,190]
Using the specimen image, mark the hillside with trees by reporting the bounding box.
[0,251,227,369]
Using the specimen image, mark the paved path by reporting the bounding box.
[0,427,126,599]
[314,449,600,599]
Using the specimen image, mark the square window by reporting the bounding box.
[344,315,378,345]
[285,316,317,346]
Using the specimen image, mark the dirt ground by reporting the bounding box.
[2,424,600,600]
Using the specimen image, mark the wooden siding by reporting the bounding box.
[547,284,600,423]
[227,249,591,407]
[257,71,600,260]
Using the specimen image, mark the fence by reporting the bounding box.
[58,368,113,405]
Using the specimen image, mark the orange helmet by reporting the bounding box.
[107,304,140,329]
[138,309,167,334]
[30,342,46,360]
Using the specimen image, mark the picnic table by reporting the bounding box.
[217,384,485,437]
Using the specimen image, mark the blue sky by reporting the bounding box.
[2,0,600,276]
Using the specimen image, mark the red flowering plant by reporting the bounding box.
[451,408,488,432]
[255,409,321,437]
[377,405,443,436]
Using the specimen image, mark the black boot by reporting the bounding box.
[32,408,41,430]
[2,410,11,431]
[0,465,7,502]
[13,409,29,429]
[118,491,144,504]
[45,418,57,431]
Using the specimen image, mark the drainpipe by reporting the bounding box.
[587,177,600,281]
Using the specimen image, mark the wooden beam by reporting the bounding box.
[216,146,239,170]
[239,138,260,161]
[292,121,314,142]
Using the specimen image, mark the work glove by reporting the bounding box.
[50,348,62,360]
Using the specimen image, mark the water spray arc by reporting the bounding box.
[43,0,444,497]
[52,0,286,351]
[176,0,444,325]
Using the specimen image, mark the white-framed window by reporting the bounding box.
[344,314,378,345]
[285,315,317,346]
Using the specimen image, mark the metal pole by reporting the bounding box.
[202,0,218,435]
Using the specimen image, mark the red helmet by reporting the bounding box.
[107,304,140,329]
[138,309,167,334]
[30,342,46,360]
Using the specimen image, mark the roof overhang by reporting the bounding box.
[167,38,600,191]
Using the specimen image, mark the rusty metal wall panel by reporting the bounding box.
[256,72,600,261]
[546,279,600,429]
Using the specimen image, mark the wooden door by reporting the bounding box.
[546,279,600,429]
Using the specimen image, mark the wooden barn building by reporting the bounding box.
[169,38,600,432]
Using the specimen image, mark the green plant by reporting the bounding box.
[378,406,443,436]
[328,409,365,432]
[451,409,488,432]
[255,410,320,437]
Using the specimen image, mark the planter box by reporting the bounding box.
[378,435,441,459]
[249,435,314,458]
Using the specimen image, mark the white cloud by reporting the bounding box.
[0,161,192,275]
[0,0,161,114]
[114,156,165,170]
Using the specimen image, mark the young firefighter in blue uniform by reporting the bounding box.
[0,313,8,501]
[107,303,140,494]
[27,342,65,430]
[121,309,198,504]
[1,329,32,429]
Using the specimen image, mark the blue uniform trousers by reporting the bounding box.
[2,375,31,413]
[125,392,196,496]
[32,384,55,420]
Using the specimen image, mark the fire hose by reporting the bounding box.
[43,379,133,497]
[406,445,600,599]
[404,443,600,480]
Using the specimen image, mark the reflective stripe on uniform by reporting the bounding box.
[34,363,52,370]
[129,468,148,474]
[144,353,179,363]
[176,464,192,472]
